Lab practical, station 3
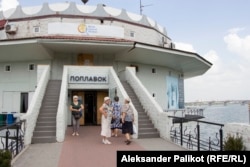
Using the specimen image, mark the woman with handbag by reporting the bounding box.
[99,96,113,144]
[121,97,134,145]
[70,95,84,136]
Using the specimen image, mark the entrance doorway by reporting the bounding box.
[20,93,28,113]
[71,90,108,126]
[84,92,97,125]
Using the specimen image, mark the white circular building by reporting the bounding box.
[0,2,211,144]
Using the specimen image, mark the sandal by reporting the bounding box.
[126,140,131,145]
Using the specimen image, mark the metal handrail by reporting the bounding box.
[169,115,224,151]
[0,120,26,158]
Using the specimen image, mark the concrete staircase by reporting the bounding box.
[122,81,159,138]
[32,80,61,143]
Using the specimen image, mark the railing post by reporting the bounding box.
[169,115,224,151]
[5,130,9,151]
[16,124,19,154]
[220,127,223,151]
[197,123,200,151]
[180,119,183,146]
[208,137,211,150]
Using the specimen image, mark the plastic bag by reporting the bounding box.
[133,124,137,134]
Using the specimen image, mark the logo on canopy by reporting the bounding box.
[78,23,86,33]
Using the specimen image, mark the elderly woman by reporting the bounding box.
[99,96,113,144]
[69,95,84,136]
[111,96,122,137]
[121,97,134,145]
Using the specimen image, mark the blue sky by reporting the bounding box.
[1,0,250,102]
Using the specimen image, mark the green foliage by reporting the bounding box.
[223,134,245,151]
[0,150,12,167]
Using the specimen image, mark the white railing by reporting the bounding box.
[125,67,172,139]
[56,66,69,142]
[20,65,50,145]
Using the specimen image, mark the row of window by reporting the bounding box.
[130,64,157,73]
[3,64,35,72]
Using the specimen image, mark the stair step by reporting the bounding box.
[138,115,149,118]
[41,105,58,109]
[138,113,147,117]
[39,113,57,116]
[138,133,160,139]
[138,120,152,124]
[33,131,56,137]
[40,109,57,112]
[32,136,56,144]
[39,115,57,119]
[42,100,59,103]
[37,117,56,122]
[37,122,56,126]
[139,128,158,133]
[35,126,56,131]
[40,108,58,112]
[44,94,60,97]
[139,124,154,129]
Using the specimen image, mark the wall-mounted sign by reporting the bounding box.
[48,22,124,38]
[69,74,108,84]
[78,23,87,33]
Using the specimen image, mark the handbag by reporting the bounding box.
[72,111,82,119]
[133,124,137,134]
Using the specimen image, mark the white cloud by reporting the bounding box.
[0,0,19,11]
[227,27,245,34]
[182,28,250,102]
[224,30,250,60]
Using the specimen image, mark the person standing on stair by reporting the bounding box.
[70,95,84,136]
[99,96,113,144]
[121,97,134,145]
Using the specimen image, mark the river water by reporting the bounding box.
[201,103,249,124]
[184,103,249,143]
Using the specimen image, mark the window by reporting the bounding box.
[130,31,135,38]
[33,26,40,33]
[5,65,11,72]
[152,68,156,73]
[29,64,35,71]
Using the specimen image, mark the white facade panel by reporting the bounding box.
[0,61,50,113]
[2,91,20,113]
[134,64,181,110]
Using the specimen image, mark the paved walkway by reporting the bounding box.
[12,126,185,167]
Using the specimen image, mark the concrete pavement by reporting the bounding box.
[12,126,185,167]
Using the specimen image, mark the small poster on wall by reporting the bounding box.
[166,76,179,109]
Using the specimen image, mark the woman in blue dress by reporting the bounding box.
[111,96,122,137]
